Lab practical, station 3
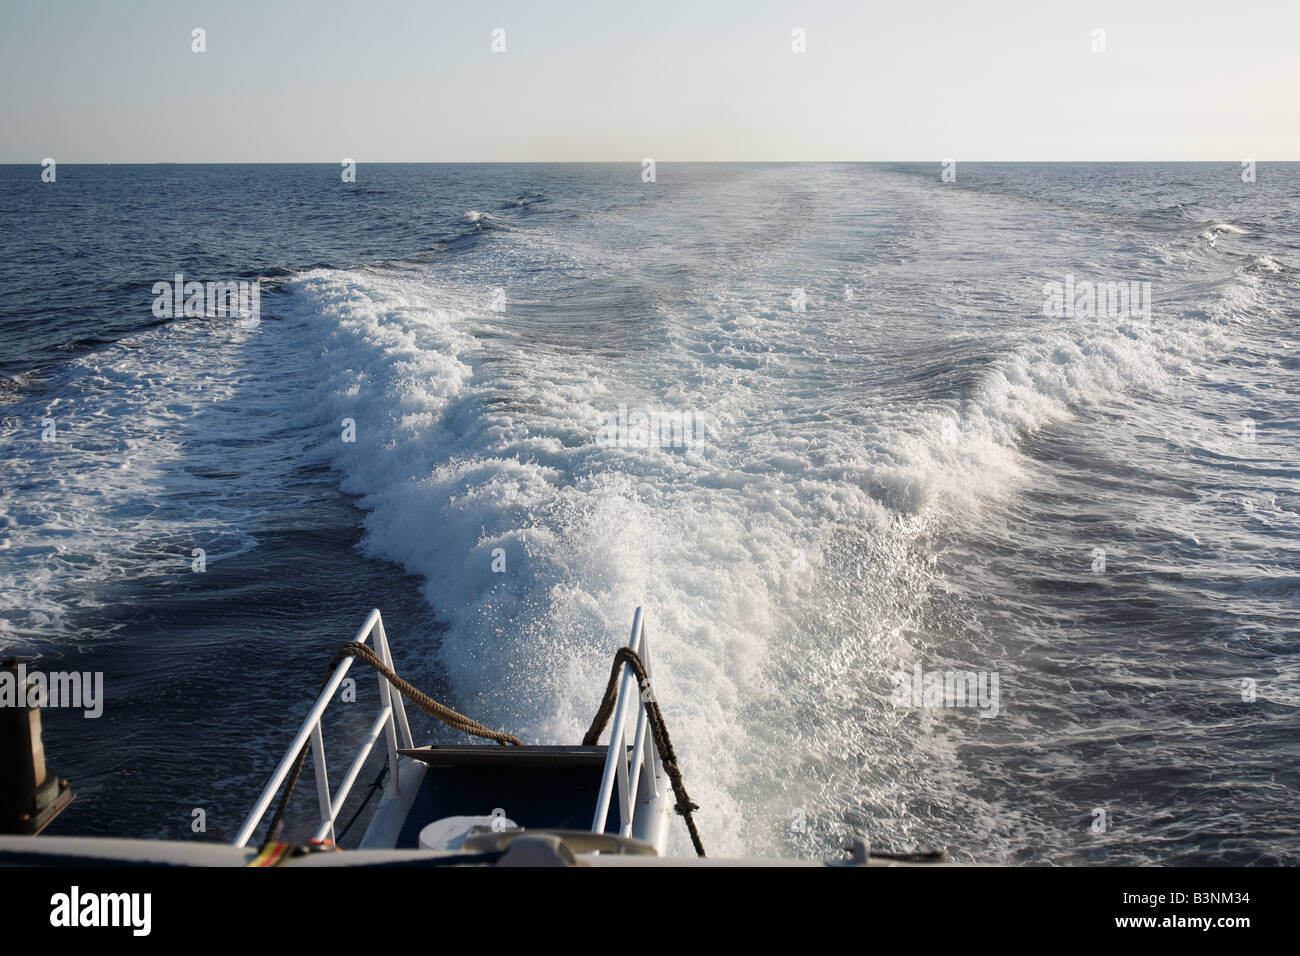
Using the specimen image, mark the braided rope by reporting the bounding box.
[262,642,520,842]
[327,643,520,746]
[582,647,706,857]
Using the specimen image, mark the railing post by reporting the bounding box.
[626,626,653,812]
[616,721,632,833]
[312,704,394,844]
[375,614,414,750]
[375,660,401,799]
[591,608,644,835]
[310,721,335,844]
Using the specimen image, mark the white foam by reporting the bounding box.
[280,234,1241,854]
[0,315,313,649]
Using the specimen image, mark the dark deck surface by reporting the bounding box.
[395,746,623,848]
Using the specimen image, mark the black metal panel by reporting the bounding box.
[394,747,624,848]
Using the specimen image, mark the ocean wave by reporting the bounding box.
[464,210,511,229]
[278,227,1240,854]
[1194,220,1250,239]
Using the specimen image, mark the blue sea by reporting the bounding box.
[1,162,1297,863]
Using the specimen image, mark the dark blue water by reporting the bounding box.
[1,163,1296,862]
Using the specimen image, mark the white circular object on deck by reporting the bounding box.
[419,814,518,851]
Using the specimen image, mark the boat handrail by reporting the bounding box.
[232,608,414,848]
[590,606,665,840]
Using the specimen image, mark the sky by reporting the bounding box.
[1,0,1297,162]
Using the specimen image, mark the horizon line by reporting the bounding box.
[5,159,1294,166]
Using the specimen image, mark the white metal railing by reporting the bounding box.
[233,609,414,848]
[590,607,666,840]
